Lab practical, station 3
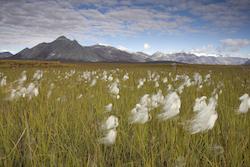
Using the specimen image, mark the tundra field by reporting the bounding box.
[0,60,249,167]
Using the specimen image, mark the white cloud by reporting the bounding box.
[189,44,220,56]
[0,49,10,53]
[144,43,150,49]
[97,43,111,46]
[189,39,250,58]
[221,38,250,48]
[218,38,250,53]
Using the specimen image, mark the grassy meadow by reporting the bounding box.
[0,60,249,167]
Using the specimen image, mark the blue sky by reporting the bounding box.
[0,0,250,57]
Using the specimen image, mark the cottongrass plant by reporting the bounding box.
[0,62,249,166]
[237,93,250,113]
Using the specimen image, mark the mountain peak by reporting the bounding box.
[56,36,70,41]
[12,36,145,62]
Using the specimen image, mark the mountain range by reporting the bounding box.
[245,59,250,65]
[151,52,248,65]
[0,52,13,58]
[1,36,249,65]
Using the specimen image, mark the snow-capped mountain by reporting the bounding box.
[151,52,249,65]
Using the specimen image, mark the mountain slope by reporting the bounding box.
[13,36,148,62]
[245,60,250,65]
[131,52,151,62]
[0,52,13,58]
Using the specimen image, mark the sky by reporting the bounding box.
[0,0,250,57]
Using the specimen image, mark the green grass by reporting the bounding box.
[0,61,249,166]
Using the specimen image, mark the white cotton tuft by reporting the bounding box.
[99,115,118,145]
[19,87,27,97]
[193,72,202,85]
[129,90,164,124]
[139,94,151,107]
[101,115,119,131]
[167,84,172,91]
[176,75,191,94]
[129,94,153,124]
[98,129,117,145]
[7,79,39,100]
[107,75,113,81]
[26,83,39,99]
[108,81,120,98]
[77,94,83,99]
[105,103,113,112]
[137,78,146,89]
[157,91,181,120]
[64,69,75,79]
[155,81,159,88]
[237,93,250,113]
[8,89,18,100]
[183,77,192,87]
[100,71,107,81]
[81,71,92,81]
[33,70,43,81]
[193,96,207,112]
[162,77,168,83]
[0,76,7,87]
[204,73,211,82]
[123,73,129,81]
[18,71,27,85]
[90,78,97,87]
[177,85,185,94]
[129,105,150,124]
[207,113,218,129]
[47,83,55,98]
[188,95,218,134]
[150,90,164,109]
